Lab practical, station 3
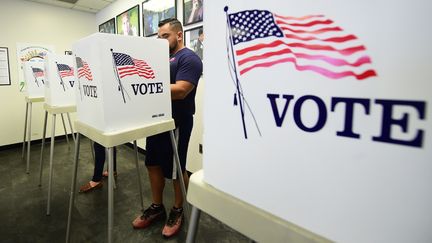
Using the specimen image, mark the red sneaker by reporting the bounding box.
[132,204,166,229]
[162,207,183,238]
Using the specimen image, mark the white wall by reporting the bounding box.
[0,0,96,146]
[96,0,204,172]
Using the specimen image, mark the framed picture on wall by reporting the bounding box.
[0,47,11,86]
[116,5,140,36]
[99,18,116,34]
[183,0,203,26]
[184,26,203,60]
[142,0,176,37]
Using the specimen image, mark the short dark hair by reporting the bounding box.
[158,18,183,32]
[198,28,203,35]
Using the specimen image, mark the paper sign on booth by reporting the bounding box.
[72,33,171,133]
[203,1,432,243]
[44,54,76,107]
[23,60,45,98]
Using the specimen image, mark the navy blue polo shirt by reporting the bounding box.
[169,47,203,120]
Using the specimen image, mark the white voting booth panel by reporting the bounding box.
[204,1,432,243]
[44,54,76,107]
[72,33,171,133]
[23,60,45,98]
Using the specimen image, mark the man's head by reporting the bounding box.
[198,28,204,42]
[158,18,184,55]
[122,13,131,35]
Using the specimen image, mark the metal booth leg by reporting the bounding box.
[107,147,115,243]
[22,101,29,159]
[104,148,117,189]
[60,113,70,149]
[46,114,56,215]
[90,140,96,164]
[169,130,190,224]
[66,133,81,243]
[26,102,33,174]
[38,111,48,186]
[66,112,76,142]
[133,140,144,211]
[186,206,202,243]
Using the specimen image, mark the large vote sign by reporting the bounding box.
[44,54,76,107]
[203,1,432,243]
[23,60,45,98]
[72,33,171,133]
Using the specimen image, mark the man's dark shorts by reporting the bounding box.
[145,116,193,179]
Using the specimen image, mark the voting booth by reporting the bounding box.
[191,1,432,243]
[44,53,76,107]
[38,53,77,215]
[72,33,171,133]
[66,33,186,243]
[23,60,45,98]
[22,59,46,174]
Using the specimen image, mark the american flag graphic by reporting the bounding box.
[32,67,44,78]
[56,63,74,78]
[113,52,155,79]
[76,57,93,81]
[228,10,377,80]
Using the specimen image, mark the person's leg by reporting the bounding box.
[172,116,193,207]
[92,142,105,182]
[103,146,117,177]
[163,116,193,237]
[132,134,169,229]
[172,171,189,208]
[146,165,165,204]
[79,142,104,192]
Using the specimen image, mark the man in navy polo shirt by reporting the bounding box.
[132,18,202,238]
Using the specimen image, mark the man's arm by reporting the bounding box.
[170,80,195,100]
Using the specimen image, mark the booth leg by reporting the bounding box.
[60,113,70,149]
[66,133,81,243]
[107,147,115,243]
[46,114,56,216]
[38,111,48,186]
[169,130,190,224]
[186,206,201,243]
[22,101,29,159]
[133,140,144,211]
[90,140,95,164]
[26,102,32,174]
[66,112,76,142]
[104,148,116,189]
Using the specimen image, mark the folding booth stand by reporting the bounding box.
[37,53,77,215]
[22,96,44,174]
[38,103,76,215]
[65,33,190,243]
[65,120,190,243]
[186,170,332,243]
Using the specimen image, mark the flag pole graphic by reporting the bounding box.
[75,57,83,101]
[55,62,66,92]
[31,66,39,87]
[224,6,248,139]
[110,49,128,104]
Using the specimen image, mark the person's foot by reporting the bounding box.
[79,181,103,193]
[132,204,166,229]
[102,170,118,178]
[162,207,183,238]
